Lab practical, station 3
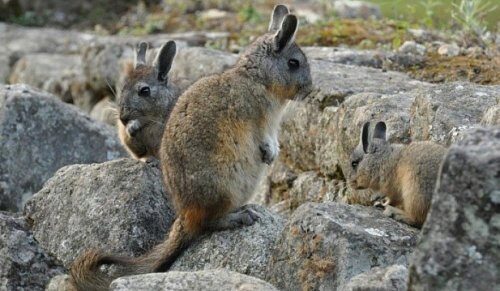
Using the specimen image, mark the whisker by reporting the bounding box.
[105,78,118,100]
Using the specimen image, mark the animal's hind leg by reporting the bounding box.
[206,205,261,231]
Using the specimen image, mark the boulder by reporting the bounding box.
[408,127,500,290]
[266,202,418,291]
[0,84,127,211]
[110,270,279,291]
[24,158,174,268]
[409,82,499,145]
[0,212,64,291]
[343,265,408,291]
[169,47,238,91]
[9,53,97,112]
[309,60,429,108]
[171,205,284,280]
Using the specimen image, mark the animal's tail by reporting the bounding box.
[70,217,197,291]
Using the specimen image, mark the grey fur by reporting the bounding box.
[118,41,181,160]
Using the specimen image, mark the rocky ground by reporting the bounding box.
[0,1,499,290]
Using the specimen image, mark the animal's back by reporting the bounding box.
[161,72,265,210]
[399,141,447,200]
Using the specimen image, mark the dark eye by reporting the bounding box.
[351,160,359,169]
[138,86,150,97]
[288,58,299,70]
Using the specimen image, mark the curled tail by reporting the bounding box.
[70,217,197,291]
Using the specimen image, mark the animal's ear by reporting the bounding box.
[135,42,148,69]
[361,122,370,153]
[373,121,387,141]
[155,40,176,82]
[269,4,290,32]
[274,14,298,53]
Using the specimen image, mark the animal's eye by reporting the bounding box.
[351,160,359,169]
[288,58,299,70]
[138,86,150,97]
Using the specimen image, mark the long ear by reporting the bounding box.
[134,42,148,69]
[373,122,387,141]
[155,40,176,82]
[274,14,298,53]
[269,4,290,32]
[361,122,370,153]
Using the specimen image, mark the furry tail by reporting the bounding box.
[69,217,196,291]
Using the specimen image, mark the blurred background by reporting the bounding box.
[1,0,499,90]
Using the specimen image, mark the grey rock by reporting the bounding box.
[24,158,173,268]
[171,205,284,280]
[333,0,382,19]
[280,102,321,172]
[303,47,388,68]
[408,127,500,291]
[266,202,418,291]
[170,47,238,91]
[9,53,97,112]
[0,23,95,63]
[409,82,498,145]
[0,84,127,211]
[0,212,64,291]
[343,265,408,291]
[310,60,429,108]
[110,270,278,291]
[90,97,117,126]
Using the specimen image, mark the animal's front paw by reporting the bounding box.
[373,196,391,209]
[126,120,142,137]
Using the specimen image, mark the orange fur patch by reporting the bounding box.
[267,83,299,102]
[214,119,253,163]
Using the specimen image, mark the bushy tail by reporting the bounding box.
[70,217,195,291]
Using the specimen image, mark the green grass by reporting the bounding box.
[367,0,498,30]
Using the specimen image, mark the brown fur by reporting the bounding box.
[70,5,312,291]
[349,122,447,228]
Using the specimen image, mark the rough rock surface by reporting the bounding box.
[24,158,173,268]
[0,84,126,211]
[170,47,238,91]
[409,82,499,145]
[171,205,284,280]
[266,202,418,291]
[309,60,429,109]
[9,53,96,111]
[343,265,408,291]
[110,270,279,291]
[0,212,64,291]
[408,127,500,291]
